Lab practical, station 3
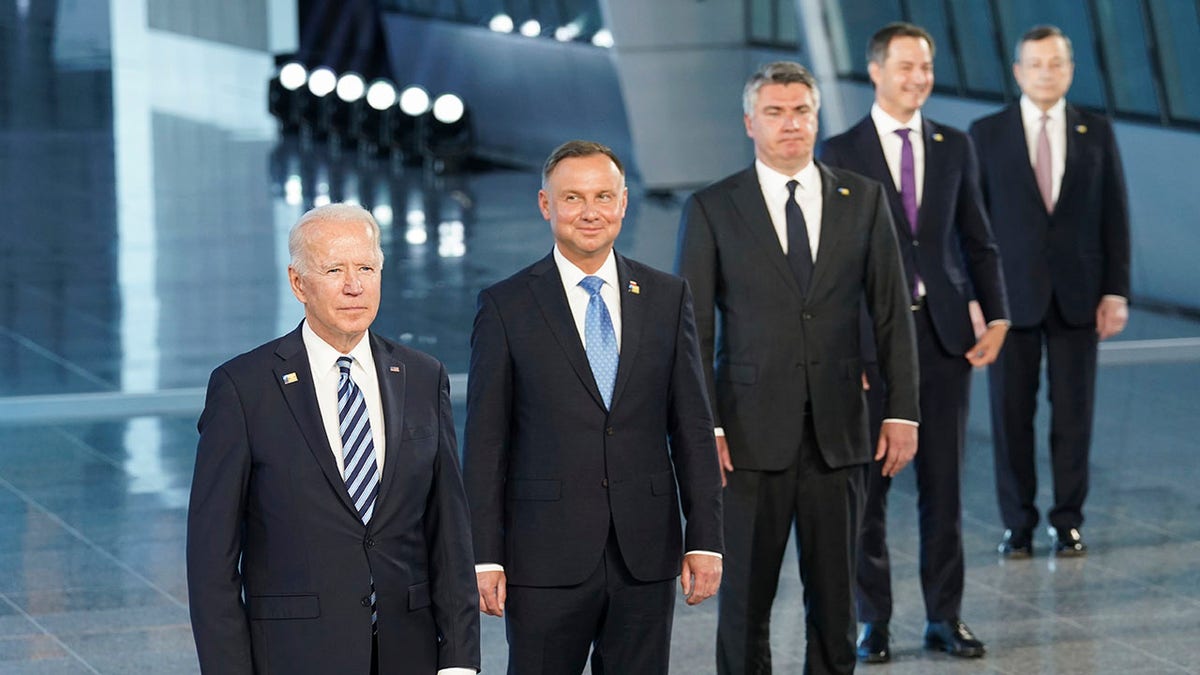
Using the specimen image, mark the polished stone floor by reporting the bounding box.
[3,4,1200,674]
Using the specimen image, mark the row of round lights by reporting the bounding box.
[277,62,466,124]
[486,14,613,48]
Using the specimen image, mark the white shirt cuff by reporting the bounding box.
[475,563,504,573]
[986,319,1011,327]
[686,550,723,559]
[438,669,477,674]
[882,418,919,428]
[713,427,725,437]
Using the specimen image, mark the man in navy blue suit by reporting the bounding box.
[465,140,724,674]
[970,25,1130,560]
[820,22,1010,664]
[187,203,480,675]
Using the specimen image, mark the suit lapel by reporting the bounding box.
[527,253,607,409]
[727,167,803,299]
[370,333,405,517]
[274,327,361,520]
[1004,104,1045,209]
[609,254,644,409]
[809,162,850,293]
[850,118,909,235]
[1058,105,1084,210]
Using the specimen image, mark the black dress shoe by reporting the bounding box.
[856,622,890,664]
[999,528,1033,558]
[1052,527,1088,557]
[924,619,986,658]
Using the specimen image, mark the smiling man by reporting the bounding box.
[676,62,918,675]
[820,22,1009,663]
[187,203,480,674]
[464,140,723,674]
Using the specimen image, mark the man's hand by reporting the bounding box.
[1096,296,1129,341]
[715,436,734,487]
[680,553,722,606]
[874,421,918,477]
[966,322,1009,368]
[476,570,507,617]
[968,300,988,339]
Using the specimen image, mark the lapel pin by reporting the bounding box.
[1075,124,1088,134]
[838,187,850,196]
[389,366,401,373]
[627,280,640,295]
[281,372,299,385]
[932,132,944,142]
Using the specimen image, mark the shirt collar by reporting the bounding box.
[871,103,923,137]
[1020,95,1066,125]
[553,245,618,291]
[755,158,819,194]
[302,320,374,376]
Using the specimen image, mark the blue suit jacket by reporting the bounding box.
[820,115,1010,357]
[969,103,1130,327]
[463,251,723,587]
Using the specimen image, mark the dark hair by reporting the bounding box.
[743,61,821,115]
[542,140,625,186]
[867,22,936,66]
[1015,24,1074,63]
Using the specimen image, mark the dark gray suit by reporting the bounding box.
[677,162,919,674]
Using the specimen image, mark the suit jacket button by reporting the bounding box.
[802,313,813,320]
[361,596,371,607]
[601,478,609,488]
[606,426,614,436]
[365,538,375,549]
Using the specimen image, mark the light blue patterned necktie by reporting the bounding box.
[336,356,378,631]
[579,276,618,409]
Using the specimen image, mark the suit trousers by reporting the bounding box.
[504,527,675,675]
[989,298,1098,532]
[857,304,971,624]
[717,411,864,675]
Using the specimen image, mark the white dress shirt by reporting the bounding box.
[755,159,823,261]
[1020,95,1067,207]
[302,321,385,478]
[553,245,622,351]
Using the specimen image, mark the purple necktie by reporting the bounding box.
[896,128,921,299]
[895,128,918,233]
[1035,114,1054,213]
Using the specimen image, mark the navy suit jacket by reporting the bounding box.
[676,162,920,471]
[820,115,1009,357]
[463,251,723,587]
[187,326,480,675]
[969,103,1130,327]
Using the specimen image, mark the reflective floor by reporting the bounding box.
[3,4,1200,674]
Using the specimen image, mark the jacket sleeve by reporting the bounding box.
[187,367,255,675]
[426,365,483,671]
[675,193,721,427]
[462,289,513,566]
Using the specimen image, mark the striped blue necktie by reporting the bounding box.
[336,356,378,630]
[579,276,618,409]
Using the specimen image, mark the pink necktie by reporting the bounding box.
[1035,114,1054,213]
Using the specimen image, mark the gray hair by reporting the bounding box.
[1015,24,1074,63]
[288,203,384,274]
[743,61,821,116]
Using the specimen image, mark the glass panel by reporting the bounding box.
[1148,0,1200,122]
[1093,0,1160,117]
[906,0,960,91]
[749,0,773,44]
[825,0,903,77]
[994,0,1106,108]
[946,0,1005,95]
[777,0,800,47]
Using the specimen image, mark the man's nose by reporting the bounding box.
[344,272,364,293]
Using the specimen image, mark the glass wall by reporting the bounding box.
[809,0,1200,128]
